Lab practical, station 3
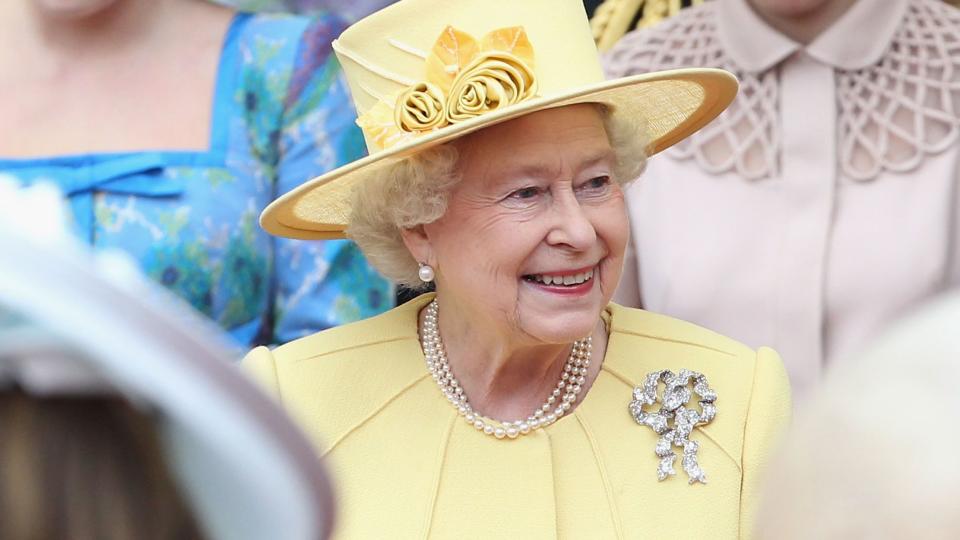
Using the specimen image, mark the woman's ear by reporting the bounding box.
[400,224,434,267]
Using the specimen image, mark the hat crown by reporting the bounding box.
[333,0,603,154]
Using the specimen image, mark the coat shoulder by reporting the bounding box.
[607,302,756,359]
[241,297,433,451]
[269,297,421,364]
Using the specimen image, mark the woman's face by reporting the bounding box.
[413,105,629,345]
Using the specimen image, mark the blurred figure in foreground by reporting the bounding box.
[0,185,334,540]
[605,0,960,399]
[1,386,205,539]
[0,0,392,348]
[756,291,960,539]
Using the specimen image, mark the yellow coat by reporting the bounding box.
[244,294,790,539]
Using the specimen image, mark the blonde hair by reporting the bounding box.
[347,105,650,288]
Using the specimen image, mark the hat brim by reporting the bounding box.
[262,68,738,240]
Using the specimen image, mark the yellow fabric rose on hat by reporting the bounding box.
[426,26,537,123]
[356,25,538,150]
[395,82,448,132]
[445,50,537,122]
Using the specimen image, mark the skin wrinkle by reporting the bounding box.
[404,105,627,421]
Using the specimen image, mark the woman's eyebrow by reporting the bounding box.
[492,149,616,183]
[493,162,562,183]
[575,149,617,172]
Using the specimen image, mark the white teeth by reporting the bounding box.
[530,268,596,286]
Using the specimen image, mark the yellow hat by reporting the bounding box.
[261,0,737,240]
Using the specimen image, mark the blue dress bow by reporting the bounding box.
[7,153,186,240]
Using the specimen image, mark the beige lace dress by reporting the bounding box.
[605,0,960,397]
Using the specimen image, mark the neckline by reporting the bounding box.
[0,12,250,167]
[409,293,613,434]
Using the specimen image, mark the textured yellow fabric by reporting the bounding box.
[244,294,791,539]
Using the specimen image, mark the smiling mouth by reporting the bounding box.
[522,267,595,287]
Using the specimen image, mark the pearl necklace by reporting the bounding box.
[420,299,592,440]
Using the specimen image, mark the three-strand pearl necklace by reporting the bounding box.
[420,299,592,440]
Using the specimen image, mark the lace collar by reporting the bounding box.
[603,0,960,181]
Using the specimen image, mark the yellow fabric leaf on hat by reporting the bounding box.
[356,95,414,151]
[425,26,480,93]
[481,27,536,69]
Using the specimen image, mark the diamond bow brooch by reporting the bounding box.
[629,369,717,484]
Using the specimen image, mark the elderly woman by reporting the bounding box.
[245,0,791,537]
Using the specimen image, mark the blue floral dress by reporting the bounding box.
[0,13,392,347]
[225,0,397,22]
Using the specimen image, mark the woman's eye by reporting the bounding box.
[582,175,611,190]
[510,186,540,200]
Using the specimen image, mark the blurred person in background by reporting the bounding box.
[755,290,960,539]
[604,0,960,399]
[0,0,392,349]
[0,184,335,540]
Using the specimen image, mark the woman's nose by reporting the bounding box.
[545,192,596,250]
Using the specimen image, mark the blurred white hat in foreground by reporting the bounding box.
[757,291,960,539]
[0,181,335,540]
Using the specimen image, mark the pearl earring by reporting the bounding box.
[418,263,435,283]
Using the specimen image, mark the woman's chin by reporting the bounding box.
[520,310,601,344]
[516,278,607,341]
